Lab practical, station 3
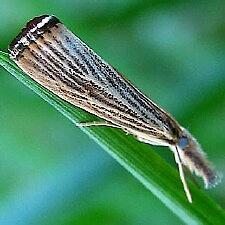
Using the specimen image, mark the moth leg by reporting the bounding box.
[174,146,193,203]
[184,166,201,189]
[76,121,120,128]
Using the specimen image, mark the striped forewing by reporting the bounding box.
[12,22,181,144]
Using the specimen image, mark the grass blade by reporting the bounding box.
[0,51,224,225]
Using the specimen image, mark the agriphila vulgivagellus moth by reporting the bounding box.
[8,15,221,203]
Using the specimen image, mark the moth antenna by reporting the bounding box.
[174,146,192,203]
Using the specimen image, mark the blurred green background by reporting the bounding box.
[0,1,224,224]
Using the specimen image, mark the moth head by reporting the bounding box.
[177,128,222,189]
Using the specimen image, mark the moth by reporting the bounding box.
[8,15,221,203]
